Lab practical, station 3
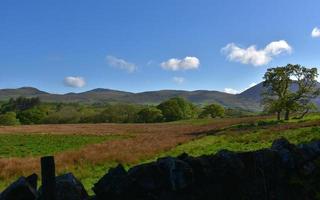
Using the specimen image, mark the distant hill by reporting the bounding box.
[0,87,48,98]
[0,87,262,111]
[238,82,320,106]
[1,83,319,111]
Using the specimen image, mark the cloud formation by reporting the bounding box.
[64,76,86,88]
[311,27,320,38]
[172,76,185,84]
[107,55,137,73]
[161,56,200,71]
[222,40,292,66]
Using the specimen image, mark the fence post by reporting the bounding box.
[41,156,56,200]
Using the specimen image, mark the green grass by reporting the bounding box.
[0,134,123,158]
[1,114,320,194]
[76,125,320,194]
[164,126,320,157]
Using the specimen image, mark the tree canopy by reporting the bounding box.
[0,97,40,113]
[137,107,163,123]
[0,112,20,125]
[262,64,319,120]
[157,97,197,121]
[200,103,225,118]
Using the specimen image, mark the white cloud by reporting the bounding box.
[106,55,137,73]
[172,76,185,84]
[224,82,257,94]
[311,27,320,38]
[224,88,239,94]
[161,56,200,71]
[64,76,86,88]
[264,40,292,55]
[222,40,292,66]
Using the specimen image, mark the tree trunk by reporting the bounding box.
[277,111,281,121]
[285,110,290,120]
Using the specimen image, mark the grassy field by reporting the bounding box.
[165,126,320,157]
[0,134,122,158]
[0,114,320,193]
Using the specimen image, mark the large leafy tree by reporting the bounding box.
[199,103,225,118]
[0,97,40,113]
[96,104,141,123]
[0,112,20,125]
[17,108,47,124]
[136,107,163,123]
[262,64,319,120]
[157,97,197,121]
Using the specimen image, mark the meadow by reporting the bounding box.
[0,114,320,193]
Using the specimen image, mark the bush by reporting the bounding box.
[17,108,47,124]
[256,120,282,126]
[0,112,20,125]
[199,103,225,118]
[95,104,141,123]
[41,106,81,124]
[137,107,163,123]
[157,97,197,121]
[224,108,255,117]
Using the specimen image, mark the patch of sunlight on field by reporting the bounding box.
[0,134,123,158]
[164,126,320,157]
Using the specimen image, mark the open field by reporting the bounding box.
[1,114,320,192]
[0,134,123,158]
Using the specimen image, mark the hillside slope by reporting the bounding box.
[0,87,261,111]
[1,82,319,111]
[238,82,320,105]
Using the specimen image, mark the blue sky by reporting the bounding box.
[0,0,319,94]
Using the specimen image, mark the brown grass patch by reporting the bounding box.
[0,116,274,181]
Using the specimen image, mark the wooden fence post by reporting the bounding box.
[41,156,56,200]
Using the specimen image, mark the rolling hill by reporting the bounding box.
[1,82,319,111]
[0,87,261,111]
[239,82,320,106]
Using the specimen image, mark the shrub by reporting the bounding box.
[17,108,47,124]
[0,112,20,125]
[137,107,163,123]
[199,103,225,118]
[41,106,81,124]
[157,97,197,121]
[95,104,141,123]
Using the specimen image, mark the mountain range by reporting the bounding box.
[0,82,319,111]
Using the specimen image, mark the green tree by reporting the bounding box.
[0,97,40,113]
[0,112,20,125]
[200,103,225,118]
[263,64,319,120]
[41,106,81,124]
[17,108,47,124]
[137,107,163,123]
[157,97,197,121]
[96,104,141,123]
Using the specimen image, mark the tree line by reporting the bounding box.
[0,96,250,125]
